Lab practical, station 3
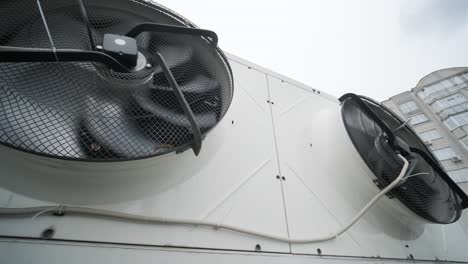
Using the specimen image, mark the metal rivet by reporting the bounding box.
[276,175,280,179]
[41,228,55,239]
[281,176,286,181]
[405,245,409,248]
[255,244,261,251]
[317,248,322,255]
[232,120,234,124]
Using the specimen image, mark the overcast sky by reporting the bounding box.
[157,0,468,101]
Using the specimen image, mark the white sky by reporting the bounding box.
[157,0,468,101]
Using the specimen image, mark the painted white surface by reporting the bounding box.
[0,54,467,263]
[0,238,445,264]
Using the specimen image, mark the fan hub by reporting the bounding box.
[102,34,138,68]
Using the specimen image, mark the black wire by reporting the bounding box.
[77,0,96,50]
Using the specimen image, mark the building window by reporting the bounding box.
[431,93,467,113]
[418,83,447,99]
[399,101,419,115]
[444,118,458,130]
[440,79,454,89]
[453,76,466,85]
[409,114,429,125]
[418,129,442,142]
[460,138,468,150]
[448,168,468,183]
[443,112,468,131]
[459,73,468,83]
[432,147,456,161]
[417,75,466,101]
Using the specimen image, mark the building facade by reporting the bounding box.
[382,68,468,186]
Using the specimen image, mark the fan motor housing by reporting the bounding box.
[102,34,138,67]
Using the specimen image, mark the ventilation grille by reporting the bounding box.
[341,95,464,224]
[0,0,233,161]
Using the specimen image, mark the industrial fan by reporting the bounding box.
[0,0,233,161]
[339,93,468,224]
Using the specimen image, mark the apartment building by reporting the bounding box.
[382,68,468,187]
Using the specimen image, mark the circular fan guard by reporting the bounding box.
[0,0,233,161]
[340,94,466,224]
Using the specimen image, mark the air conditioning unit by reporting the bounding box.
[1,1,468,263]
[452,156,463,162]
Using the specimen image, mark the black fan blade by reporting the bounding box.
[152,45,194,74]
[154,75,219,93]
[133,93,217,128]
[0,0,35,46]
[83,95,160,158]
[0,62,96,158]
[85,7,136,33]
[135,32,158,51]
[9,13,94,50]
[0,86,83,158]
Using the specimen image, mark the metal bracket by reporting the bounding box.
[126,23,218,47]
[152,52,203,155]
[0,46,130,72]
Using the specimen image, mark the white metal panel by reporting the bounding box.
[266,75,468,262]
[0,238,446,264]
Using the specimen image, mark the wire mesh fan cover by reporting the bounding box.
[0,0,234,161]
[341,97,462,224]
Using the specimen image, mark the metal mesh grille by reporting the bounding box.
[0,0,233,161]
[341,98,462,224]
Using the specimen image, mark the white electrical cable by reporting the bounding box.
[0,154,409,244]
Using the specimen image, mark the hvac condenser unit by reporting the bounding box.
[0,0,467,263]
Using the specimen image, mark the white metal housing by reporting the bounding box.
[0,53,467,263]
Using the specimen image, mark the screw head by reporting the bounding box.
[41,228,55,239]
[254,244,261,251]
